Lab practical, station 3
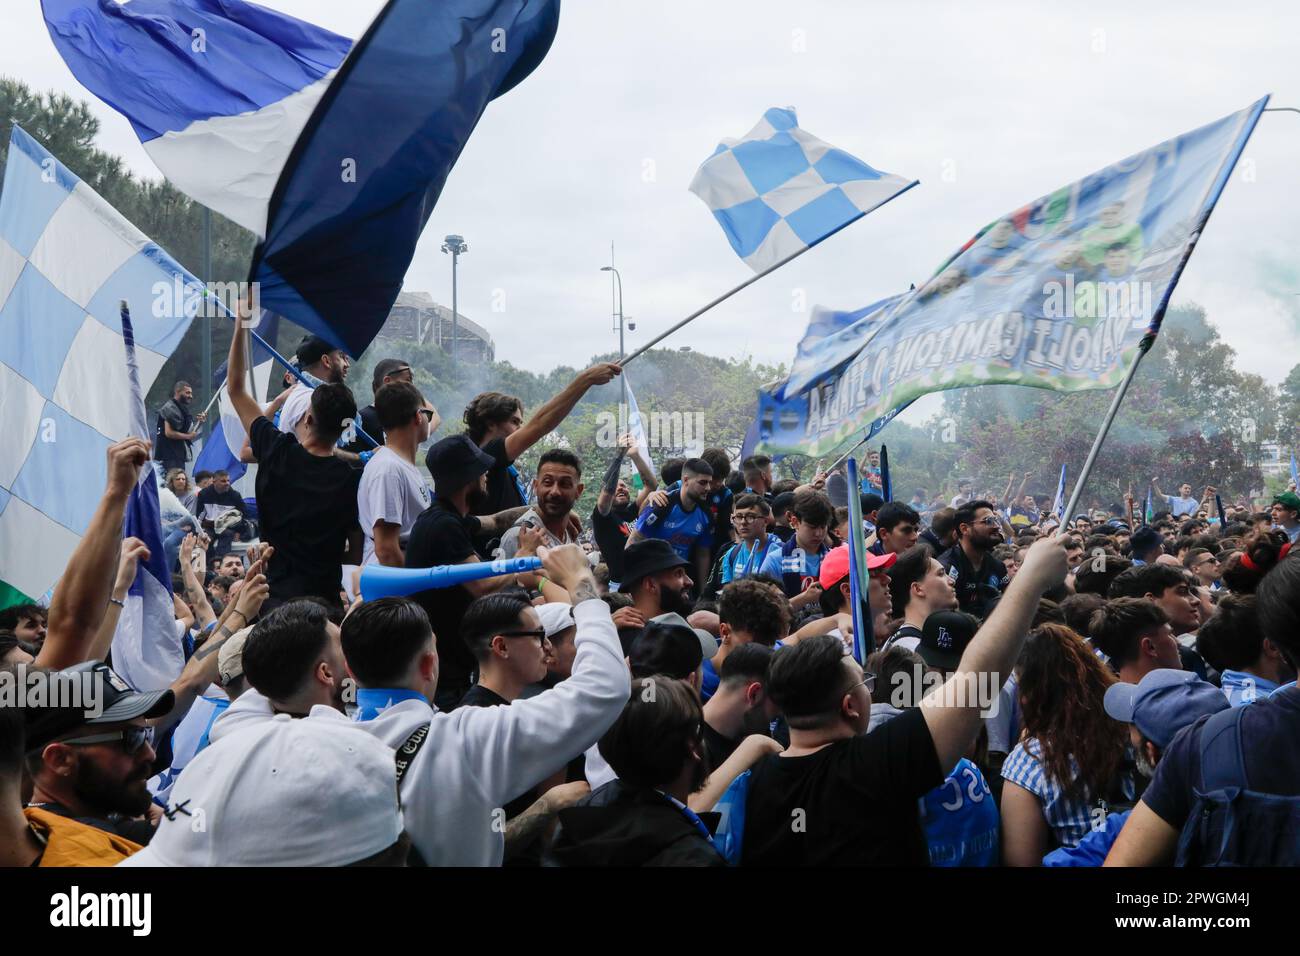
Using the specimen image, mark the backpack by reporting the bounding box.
[1174,704,1300,866]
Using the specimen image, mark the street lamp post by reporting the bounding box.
[600,265,628,423]
[441,234,468,360]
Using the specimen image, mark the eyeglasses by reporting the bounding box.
[976,516,1001,527]
[732,513,763,523]
[61,726,155,754]
[498,628,551,646]
[1194,557,1220,569]
[847,672,877,695]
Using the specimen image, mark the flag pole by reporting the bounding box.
[845,457,871,664]
[1057,333,1155,534]
[622,181,918,365]
[199,381,225,420]
[826,435,871,473]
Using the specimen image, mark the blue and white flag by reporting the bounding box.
[0,125,198,605]
[112,304,185,693]
[758,98,1268,457]
[690,107,916,273]
[778,292,909,400]
[1052,464,1068,521]
[1291,452,1298,489]
[623,372,655,474]
[45,0,560,358]
[42,0,351,237]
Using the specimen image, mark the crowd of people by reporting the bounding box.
[3,319,1300,868]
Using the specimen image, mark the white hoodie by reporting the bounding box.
[209,598,630,866]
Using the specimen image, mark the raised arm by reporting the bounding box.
[919,535,1067,771]
[37,438,150,669]
[87,537,150,663]
[225,305,265,435]
[595,446,628,517]
[503,363,622,461]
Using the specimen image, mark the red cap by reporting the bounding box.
[819,544,897,589]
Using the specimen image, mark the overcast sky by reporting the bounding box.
[7,1,1300,428]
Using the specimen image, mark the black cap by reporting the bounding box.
[295,334,340,368]
[21,661,175,752]
[425,434,494,493]
[629,620,704,680]
[620,539,688,590]
[918,610,980,672]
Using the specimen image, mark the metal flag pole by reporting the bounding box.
[826,434,871,474]
[845,457,871,664]
[1056,333,1155,534]
[621,184,918,365]
[199,381,225,420]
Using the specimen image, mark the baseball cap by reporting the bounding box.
[818,544,897,590]
[118,713,403,867]
[295,334,341,368]
[217,625,254,686]
[620,539,688,590]
[536,602,576,641]
[629,616,708,680]
[1273,491,1300,513]
[425,434,495,492]
[23,661,175,751]
[1103,668,1229,749]
[918,610,979,672]
[650,611,718,662]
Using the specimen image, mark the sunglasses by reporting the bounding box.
[61,726,155,754]
[976,516,1001,527]
[418,408,436,421]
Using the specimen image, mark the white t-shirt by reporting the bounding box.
[358,447,432,565]
[277,383,314,435]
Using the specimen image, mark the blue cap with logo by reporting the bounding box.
[1103,668,1229,749]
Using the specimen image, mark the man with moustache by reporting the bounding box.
[25,662,176,847]
[613,540,697,653]
[938,500,1010,620]
[499,450,584,558]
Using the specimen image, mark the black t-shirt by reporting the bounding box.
[343,404,385,454]
[1142,686,1300,830]
[741,707,943,866]
[459,684,508,709]
[703,720,740,771]
[154,399,193,463]
[591,502,638,583]
[937,545,1008,619]
[249,417,361,602]
[406,499,482,692]
[478,436,525,515]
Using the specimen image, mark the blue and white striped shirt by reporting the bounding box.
[1001,737,1134,849]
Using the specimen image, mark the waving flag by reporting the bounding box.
[112,304,185,692]
[778,292,909,399]
[691,108,916,273]
[1052,464,1068,521]
[45,0,561,358]
[1291,452,1298,489]
[623,372,655,474]
[0,126,198,607]
[42,0,351,237]
[760,98,1268,457]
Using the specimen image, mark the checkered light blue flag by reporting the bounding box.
[0,125,200,603]
[690,107,916,272]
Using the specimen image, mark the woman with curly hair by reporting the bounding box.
[1000,623,1134,865]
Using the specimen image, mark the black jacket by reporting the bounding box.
[546,780,725,867]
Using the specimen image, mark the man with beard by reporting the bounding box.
[701,643,777,768]
[591,441,658,589]
[277,335,352,438]
[938,500,1009,620]
[153,380,206,474]
[499,450,584,558]
[613,540,695,652]
[25,662,176,847]
[629,457,715,592]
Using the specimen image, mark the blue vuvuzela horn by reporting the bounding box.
[359,557,543,601]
